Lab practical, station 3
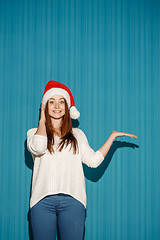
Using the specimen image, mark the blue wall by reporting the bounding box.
[0,0,160,239]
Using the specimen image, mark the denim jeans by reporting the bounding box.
[30,193,86,240]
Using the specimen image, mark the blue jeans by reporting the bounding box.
[30,194,86,240]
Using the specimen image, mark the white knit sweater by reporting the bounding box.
[27,127,104,209]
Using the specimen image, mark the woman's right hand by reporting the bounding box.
[35,101,47,136]
[40,101,46,123]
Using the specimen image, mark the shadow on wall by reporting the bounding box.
[24,139,33,240]
[83,140,139,182]
[24,118,139,240]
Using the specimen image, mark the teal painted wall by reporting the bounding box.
[0,0,159,239]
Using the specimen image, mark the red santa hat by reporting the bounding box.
[42,80,80,119]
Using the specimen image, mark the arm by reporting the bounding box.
[99,131,138,158]
[27,128,47,156]
[80,129,137,168]
[79,130,105,168]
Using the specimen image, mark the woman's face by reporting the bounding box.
[48,95,65,119]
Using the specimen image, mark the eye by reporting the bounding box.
[60,101,64,104]
[50,101,54,104]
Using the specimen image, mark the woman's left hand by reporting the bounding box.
[112,131,138,139]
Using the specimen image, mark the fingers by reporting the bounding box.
[128,134,138,138]
[112,131,138,139]
[121,132,138,138]
[40,101,46,123]
[41,102,46,113]
[133,135,138,138]
[41,101,44,109]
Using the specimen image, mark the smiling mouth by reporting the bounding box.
[53,110,61,113]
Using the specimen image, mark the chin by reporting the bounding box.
[49,114,65,119]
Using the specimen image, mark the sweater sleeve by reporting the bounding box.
[27,128,48,156]
[78,129,105,168]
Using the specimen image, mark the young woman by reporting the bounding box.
[27,80,137,240]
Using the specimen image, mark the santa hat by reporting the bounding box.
[42,80,80,119]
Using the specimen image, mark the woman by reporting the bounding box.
[27,80,137,240]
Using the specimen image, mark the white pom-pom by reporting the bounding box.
[70,106,80,119]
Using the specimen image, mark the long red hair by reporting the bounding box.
[45,99,79,154]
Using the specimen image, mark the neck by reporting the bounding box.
[51,118,63,136]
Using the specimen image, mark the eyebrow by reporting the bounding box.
[49,98,65,100]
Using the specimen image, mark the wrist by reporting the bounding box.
[110,132,116,140]
[39,119,46,125]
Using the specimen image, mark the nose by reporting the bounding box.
[55,102,59,108]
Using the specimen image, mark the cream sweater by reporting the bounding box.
[27,127,104,209]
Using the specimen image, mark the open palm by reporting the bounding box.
[112,131,138,139]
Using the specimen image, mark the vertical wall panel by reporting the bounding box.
[0,0,159,239]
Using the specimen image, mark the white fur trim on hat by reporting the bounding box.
[42,88,70,108]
